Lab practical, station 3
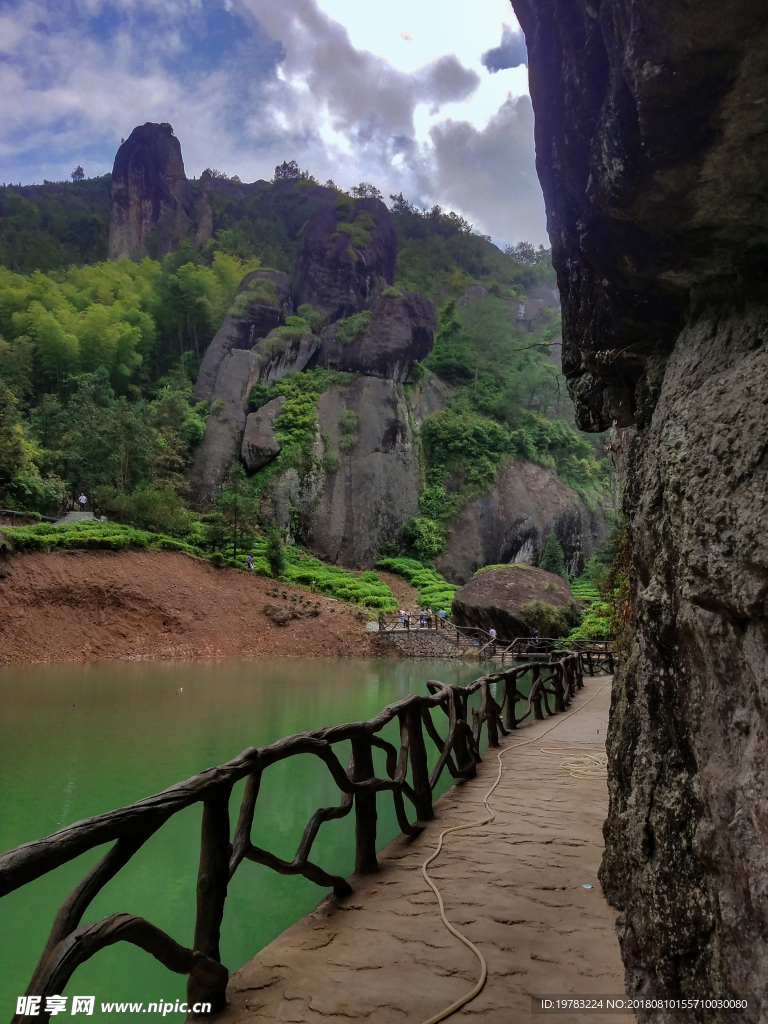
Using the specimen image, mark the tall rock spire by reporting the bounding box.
[108,122,194,259]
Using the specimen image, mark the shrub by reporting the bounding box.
[283,315,311,331]
[296,303,325,333]
[402,516,446,561]
[382,287,402,299]
[100,485,194,537]
[323,448,341,473]
[562,601,611,644]
[519,599,582,637]
[336,311,371,347]
[338,410,358,434]
[375,556,459,612]
[338,433,357,452]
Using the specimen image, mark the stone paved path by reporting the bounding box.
[53,511,96,524]
[214,679,626,1024]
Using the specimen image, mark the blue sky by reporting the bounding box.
[0,0,547,244]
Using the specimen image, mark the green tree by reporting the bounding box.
[217,462,257,559]
[71,166,85,182]
[539,532,567,578]
[201,511,227,551]
[265,525,286,579]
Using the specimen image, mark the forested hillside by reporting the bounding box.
[0,166,607,575]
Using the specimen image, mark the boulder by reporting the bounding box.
[241,398,284,471]
[255,328,319,388]
[293,197,397,321]
[451,565,573,639]
[317,290,435,383]
[436,461,607,584]
[109,122,194,260]
[194,271,293,402]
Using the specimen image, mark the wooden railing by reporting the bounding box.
[0,652,593,1021]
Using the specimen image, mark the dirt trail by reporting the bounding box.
[216,681,625,1024]
[0,549,397,666]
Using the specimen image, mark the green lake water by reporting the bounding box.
[0,657,493,1021]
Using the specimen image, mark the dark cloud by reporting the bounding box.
[481,24,528,73]
[429,95,547,245]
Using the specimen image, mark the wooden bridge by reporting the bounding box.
[0,650,604,1023]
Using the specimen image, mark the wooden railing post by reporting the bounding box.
[404,704,434,821]
[189,784,232,1011]
[553,663,567,714]
[504,671,518,730]
[530,666,544,720]
[351,735,378,874]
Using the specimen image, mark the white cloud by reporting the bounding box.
[0,0,547,245]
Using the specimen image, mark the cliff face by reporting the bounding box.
[435,461,605,585]
[109,123,194,260]
[260,376,422,567]
[512,0,768,1014]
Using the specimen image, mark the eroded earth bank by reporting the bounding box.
[512,0,768,1018]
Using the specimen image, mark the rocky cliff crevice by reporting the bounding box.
[512,0,768,1015]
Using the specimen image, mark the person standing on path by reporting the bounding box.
[439,608,447,628]
[78,493,87,513]
[246,554,254,571]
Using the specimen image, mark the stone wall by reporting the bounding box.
[382,629,473,660]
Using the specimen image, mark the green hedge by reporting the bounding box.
[375,556,459,612]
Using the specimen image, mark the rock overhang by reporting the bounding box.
[512,0,768,430]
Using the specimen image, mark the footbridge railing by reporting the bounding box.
[0,650,600,1022]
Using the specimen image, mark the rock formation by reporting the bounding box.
[512,0,768,1014]
[292,197,397,320]
[241,398,284,472]
[436,461,605,584]
[318,290,436,383]
[187,197,433,526]
[109,123,195,260]
[261,376,422,566]
[194,271,293,402]
[451,565,573,638]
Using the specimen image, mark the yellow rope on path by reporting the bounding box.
[418,679,613,1024]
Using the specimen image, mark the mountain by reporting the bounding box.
[0,122,610,580]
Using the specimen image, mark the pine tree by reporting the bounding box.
[539,531,566,578]
[265,525,286,579]
[217,462,257,560]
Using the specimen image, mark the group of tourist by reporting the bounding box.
[396,608,448,629]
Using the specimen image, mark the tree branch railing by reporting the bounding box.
[0,651,599,1022]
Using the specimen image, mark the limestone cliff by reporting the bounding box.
[513,0,768,1015]
[109,123,195,260]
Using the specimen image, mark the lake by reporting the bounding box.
[0,656,491,1020]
